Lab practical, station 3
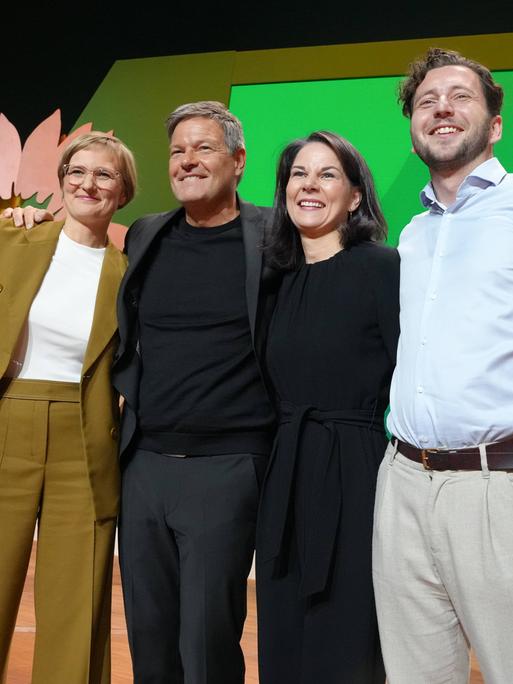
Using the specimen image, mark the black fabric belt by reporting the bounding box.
[136,430,272,456]
[396,438,513,471]
[259,401,384,599]
[137,448,266,458]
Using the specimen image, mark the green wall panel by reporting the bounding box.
[74,51,236,224]
[230,71,513,246]
[62,35,513,241]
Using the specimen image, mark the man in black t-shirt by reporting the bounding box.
[112,102,277,684]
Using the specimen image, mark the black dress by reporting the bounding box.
[256,242,400,684]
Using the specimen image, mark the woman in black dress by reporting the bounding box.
[256,131,399,684]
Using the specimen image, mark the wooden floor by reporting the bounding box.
[7,544,482,683]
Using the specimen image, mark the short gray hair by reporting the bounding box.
[165,101,245,154]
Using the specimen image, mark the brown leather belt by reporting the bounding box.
[396,438,513,471]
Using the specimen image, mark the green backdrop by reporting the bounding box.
[63,35,513,245]
[231,72,513,245]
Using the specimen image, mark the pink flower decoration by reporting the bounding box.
[0,109,128,249]
[0,113,22,200]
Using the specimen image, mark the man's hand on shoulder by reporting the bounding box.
[2,206,54,229]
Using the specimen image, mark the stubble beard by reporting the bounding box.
[412,118,492,174]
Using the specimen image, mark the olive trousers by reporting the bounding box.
[0,379,116,684]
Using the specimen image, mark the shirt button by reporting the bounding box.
[420,436,428,443]
[417,386,424,394]
[430,293,437,300]
[421,338,426,346]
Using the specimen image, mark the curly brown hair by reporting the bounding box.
[399,47,503,119]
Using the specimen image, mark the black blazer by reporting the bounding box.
[112,198,279,457]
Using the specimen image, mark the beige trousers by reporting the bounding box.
[372,441,513,684]
[0,379,116,684]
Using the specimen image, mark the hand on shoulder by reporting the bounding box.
[2,206,54,229]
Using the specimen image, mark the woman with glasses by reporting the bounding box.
[256,131,399,684]
[0,132,137,683]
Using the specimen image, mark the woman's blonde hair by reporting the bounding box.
[58,132,137,207]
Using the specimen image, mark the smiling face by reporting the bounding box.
[168,116,245,215]
[285,142,362,240]
[410,65,502,174]
[61,145,126,227]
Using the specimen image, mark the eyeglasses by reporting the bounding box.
[63,164,121,188]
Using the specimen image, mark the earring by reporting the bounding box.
[348,211,353,222]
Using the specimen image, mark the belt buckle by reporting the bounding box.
[420,448,438,470]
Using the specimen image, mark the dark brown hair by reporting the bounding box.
[399,47,503,118]
[266,131,387,271]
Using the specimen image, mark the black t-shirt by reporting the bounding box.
[136,214,274,454]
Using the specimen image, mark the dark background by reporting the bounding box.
[4,1,513,141]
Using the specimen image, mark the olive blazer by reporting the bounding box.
[0,219,127,520]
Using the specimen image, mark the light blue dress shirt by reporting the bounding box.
[387,158,513,448]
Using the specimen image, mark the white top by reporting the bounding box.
[16,230,105,382]
[387,158,513,448]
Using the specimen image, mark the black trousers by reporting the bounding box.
[256,422,385,684]
[119,448,267,684]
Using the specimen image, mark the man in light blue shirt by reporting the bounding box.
[373,48,513,684]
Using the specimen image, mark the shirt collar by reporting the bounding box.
[420,157,508,210]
